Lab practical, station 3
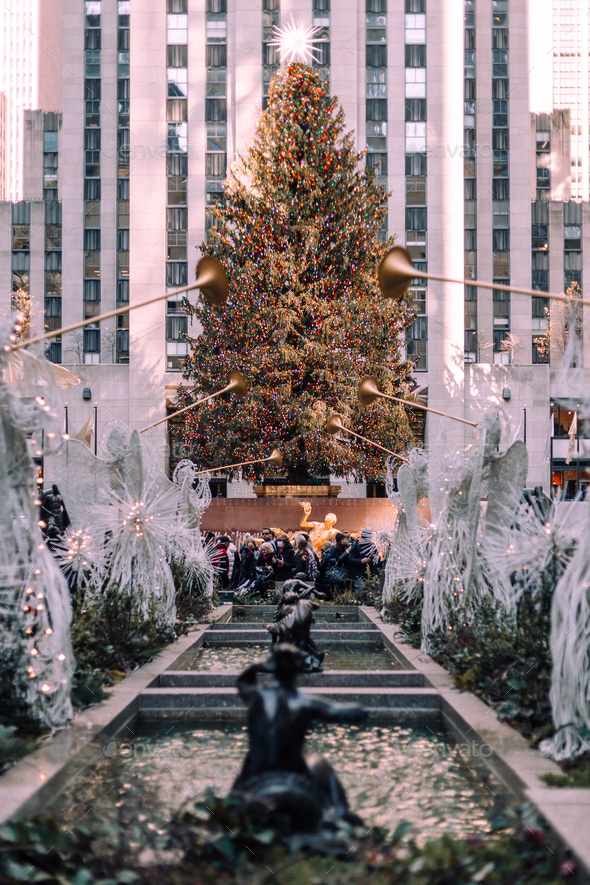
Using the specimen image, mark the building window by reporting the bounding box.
[406,317,427,371]
[167,230,187,260]
[564,225,581,250]
[12,224,30,250]
[167,14,188,44]
[532,337,549,364]
[43,131,58,152]
[84,252,100,278]
[46,342,62,364]
[405,13,426,43]
[166,263,188,288]
[84,328,100,352]
[532,223,548,251]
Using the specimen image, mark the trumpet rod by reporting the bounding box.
[410,269,590,309]
[376,390,477,427]
[139,385,233,434]
[331,426,408,462]
[10,279,207,353]
[194,454,275,476]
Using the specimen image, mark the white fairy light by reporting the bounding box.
[268,19,323,65]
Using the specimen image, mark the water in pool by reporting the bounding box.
[178,644,402,671]
[231,608,361,623]
[45,723,501,851]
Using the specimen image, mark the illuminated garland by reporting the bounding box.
[179,64,417,482]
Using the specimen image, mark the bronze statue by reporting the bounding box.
[232,643,367,841]
[267,579,326,672]
[39,483,70,540]
[298,501,338,554]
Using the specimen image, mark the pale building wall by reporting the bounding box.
[28,200,45,340]
[22,110,45,201]
[99,0,119,342]
[60,0,85,368]
[465,363,550,489]
[128,0,167,454]
[330,0,363,151]
[231,0,261,161]
[60,364,130,441]
[0,201,12,300]
[475,0,493,362]
[386,3,405,246]
[510,0,533,370]
[423,0,465,452]
[0,92,6,201]
[0,0,38,200]
[37,0,63,112]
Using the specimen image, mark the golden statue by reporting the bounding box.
[298,502,338,554]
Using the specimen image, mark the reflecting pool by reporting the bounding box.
[45,723,501,850]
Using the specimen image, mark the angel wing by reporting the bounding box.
[44,440,114,528]
[485,440,528,535]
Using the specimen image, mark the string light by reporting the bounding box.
[178,63,417,482]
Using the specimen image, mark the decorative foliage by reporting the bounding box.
[180,63,415,483]
[0,806,574,885]
[50,427,215,628]
[0,319,74,732]
[383,415,533,654]
[533,283,583,364]
[539,510,590,761]
[69,584,184,709]
[381,434,580,744]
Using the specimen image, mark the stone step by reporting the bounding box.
[230,604,365,621]
[138,686,440,717]
[201,638,386,651]
[208,622,377,631]
[203,629,382,642]
[138,706,440,722]
[157,670,425,689]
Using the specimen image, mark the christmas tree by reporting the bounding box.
[179,64,416,484]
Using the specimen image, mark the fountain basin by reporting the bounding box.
[39,722,503,847]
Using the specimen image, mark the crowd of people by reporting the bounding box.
[206,527,382,598]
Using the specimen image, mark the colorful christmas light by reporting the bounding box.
[178,64,418,483]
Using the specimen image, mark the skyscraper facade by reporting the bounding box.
[551,0,589,202]
[2,0,590,498]
[1,0,38,200]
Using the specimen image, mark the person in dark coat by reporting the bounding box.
[211,535,231,588]
[258,541,277,570]
[239,535,258,583]
[348,529,379,586]
[323,533,350,573]
[274,534,295,581]
[292,535,312,578]
[316,540,335,600]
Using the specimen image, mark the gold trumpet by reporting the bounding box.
[194,447,283,476]
[326,413,408,462]
[358,377,477,428]
[11,256,230,353]
[139,370,248,434]
[379,246,590,308]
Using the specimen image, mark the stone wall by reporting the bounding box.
[200,497,398,536]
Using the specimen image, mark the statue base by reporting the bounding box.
[254,484,341,498]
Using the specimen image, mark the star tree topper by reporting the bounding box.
[268,18,323,65]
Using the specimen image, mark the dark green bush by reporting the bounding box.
[0,806,574,885]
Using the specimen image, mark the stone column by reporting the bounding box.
[425,0,465,452]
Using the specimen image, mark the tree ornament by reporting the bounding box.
[181,65,414,484]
